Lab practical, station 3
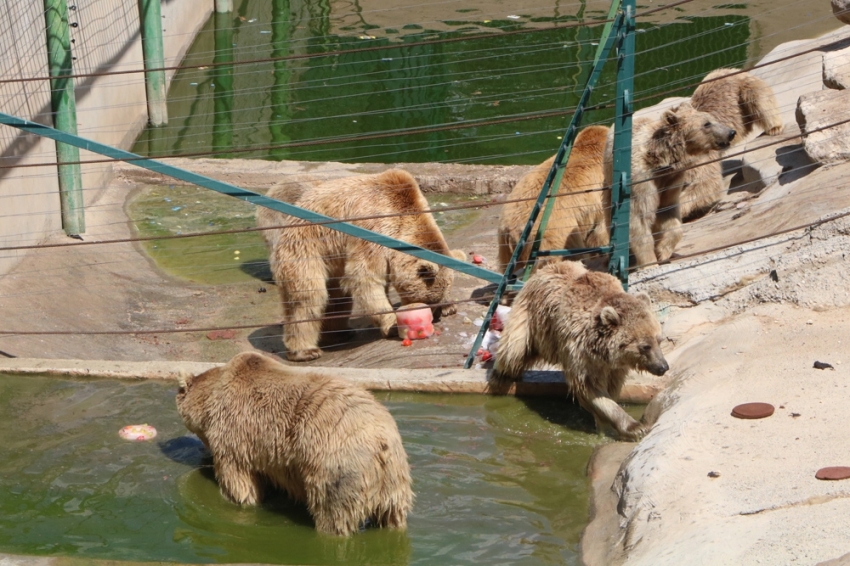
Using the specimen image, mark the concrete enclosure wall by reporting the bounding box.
[0,0,211,276]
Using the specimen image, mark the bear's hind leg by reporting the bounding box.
[215,459,264,506]
[281,257,328,362]
[306,475,367,536]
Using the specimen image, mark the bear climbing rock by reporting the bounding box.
[681,68,784,219]
[257,169,465,362]
[497,125,610,273]
[491,261,668,441]
[175,351,414,536]
[604,102,736,267]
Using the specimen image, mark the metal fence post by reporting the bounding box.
[138,0,168,126]
[43,0,85,236]
[608,0,636,290]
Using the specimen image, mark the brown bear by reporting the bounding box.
[497,125,610,274]
[491,261,668,440]
[257,169,466,362]
[681,68,784,219]
[603,102,736,267]
[175,351,414,536]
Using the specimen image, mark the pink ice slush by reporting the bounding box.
[396,303,434,340]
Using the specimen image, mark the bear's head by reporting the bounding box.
[390,249,466,319]
[663,102,736,154]
[598,292,668,376]
[175,366,220,447]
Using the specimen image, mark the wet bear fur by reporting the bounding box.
[604,102,736,267]
[175,351,414,536]
[491,261,669,440]
[497,125,610,274]
[257,169,465,362]
[681,68,784,219]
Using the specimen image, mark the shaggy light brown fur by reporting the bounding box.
[491,261,668,440]
[497,125,610,274]
[257,169,465,362]
[176,351,414,536]
[604,102,736,267]
[682,68,784,219]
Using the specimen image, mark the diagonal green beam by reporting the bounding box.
[521,7,623,284]
[463,2,624,369]
[0,112,503,285]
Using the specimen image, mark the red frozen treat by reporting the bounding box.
[396,303,435,340]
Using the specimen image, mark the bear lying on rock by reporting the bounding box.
[176,351,414,536]
[491,261,668,440]
[257,169,465,362]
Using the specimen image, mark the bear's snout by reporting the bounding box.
[645,356,669,376]
[727,129,737,142]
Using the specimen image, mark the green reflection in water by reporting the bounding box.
[0,373,641,565]
[133,0,749,165]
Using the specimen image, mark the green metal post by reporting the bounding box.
[463,3,623,369]
[138,0,168,126]
[520,1,622,284]
[43,0,85,236]
[215,0,233,13]
[607,0,636,290]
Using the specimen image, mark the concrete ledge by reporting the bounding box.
[0,358,660,403]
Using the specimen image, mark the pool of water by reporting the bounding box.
[0,372,641,565]
[126,184,483,285]
[133,0,753,165]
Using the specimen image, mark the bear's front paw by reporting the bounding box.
[440,303,457,317]
[621,422,648,442]
[286,348,322,362]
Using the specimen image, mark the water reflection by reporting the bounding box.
[133,0,750,165]
[213,11,234,156]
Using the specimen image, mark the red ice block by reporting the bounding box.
[396,303,434,340]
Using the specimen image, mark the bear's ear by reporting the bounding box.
[663,108,679,126]
[177,369,192,390]
[633,292,653,309]
[600,305,620,326]
[417,262,439,281]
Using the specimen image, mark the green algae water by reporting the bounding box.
[126,185,480,285]
[133,0,751,165]
[0,373,637,565]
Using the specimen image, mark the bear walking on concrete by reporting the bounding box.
[604,102,736,267]
[176,351,414,536]
[491,261,668,440]
[681,68,784,219]
[257,169,465,362]
[497,125,610,274]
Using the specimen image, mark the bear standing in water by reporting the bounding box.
[176,351,414,536]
